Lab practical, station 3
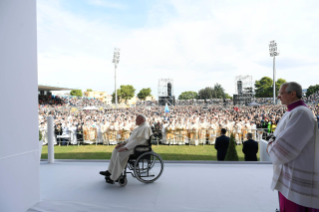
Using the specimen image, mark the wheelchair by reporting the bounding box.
[105,135,164,186]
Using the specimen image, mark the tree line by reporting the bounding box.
[69,77,318,102]
[178,77,287,100]
[70,87,152,104]
[255,77,319,98]
[178,83,232,101]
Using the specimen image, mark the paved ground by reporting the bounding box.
[28,161,278,212]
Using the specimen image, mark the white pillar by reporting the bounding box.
[115,64,118,108]
[0,0,40,211]
[273,56,276,104]
[259,139,272,162]
[47,116,55,163]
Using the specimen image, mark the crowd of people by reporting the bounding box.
[38,102,319,146]
[38,94,107,107]
[302,91,319,104]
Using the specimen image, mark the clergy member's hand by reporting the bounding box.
[118,147,128,152]
[115,143,124,149]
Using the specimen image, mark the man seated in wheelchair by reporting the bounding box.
[99,114,152,183]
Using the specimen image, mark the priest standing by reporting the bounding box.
[99,114,152,183]
[267,82,319,211]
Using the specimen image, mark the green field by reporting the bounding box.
[41,145,260,161]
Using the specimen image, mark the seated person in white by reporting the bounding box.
[99,114,152,183]
[60,123,71,145]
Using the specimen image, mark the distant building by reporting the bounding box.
[83,91,108,102]
[117,95,156,105]
[105,95,112,105]
[144,95,156,101]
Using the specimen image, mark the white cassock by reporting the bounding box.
[108,122,152,181]
[268,102,319,209]
[96,124,102,143]
[161,123,169,144]
[70,126,77,144]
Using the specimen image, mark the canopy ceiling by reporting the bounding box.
[38,84,76,91]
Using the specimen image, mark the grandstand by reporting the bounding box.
[38,84,76,95]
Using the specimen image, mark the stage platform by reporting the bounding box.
[28,161,278,212]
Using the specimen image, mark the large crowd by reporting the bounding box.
[38,99,319,146]
[38,94,108,107]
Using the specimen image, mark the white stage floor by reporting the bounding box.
[28,161,278,212]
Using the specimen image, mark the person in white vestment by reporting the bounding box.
[267,82,319,210]
[99,114,152,183]
[96,121,102,144]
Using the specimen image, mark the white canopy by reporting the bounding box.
[82,106,98,110]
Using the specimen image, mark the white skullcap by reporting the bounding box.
[138,114,147,121]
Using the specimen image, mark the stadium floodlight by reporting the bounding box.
[112,48,120,107]
[269,40,280,104]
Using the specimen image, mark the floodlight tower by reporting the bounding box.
[112,48,120,107]
[269,40,280,104]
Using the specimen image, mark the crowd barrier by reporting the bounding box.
[41,126,273,147]
[44,117,272,163]
[41,126,132,147]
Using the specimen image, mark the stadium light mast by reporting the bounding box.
[112,48,120,107]
[269,40,280,104]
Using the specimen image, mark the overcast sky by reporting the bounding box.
[37,0,319,98]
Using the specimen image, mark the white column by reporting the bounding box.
[259,139,272,162]
[0,0,40,211]
[273,56,276,104]
[47,116,55,163]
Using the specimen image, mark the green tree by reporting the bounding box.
[70,89,83,97]
[111,89,122,103]
[224,133,239,161]
[198,87,214,101]
[137,88,152,100]
[178,91,198,100]
[198,83,226,101]
[306,84,319,97]
[255,76,287,97]
[112,85,135,104]
[225,93,233,100]
[255,77,273,97]
[39,130,42,141]
[213,83,225,98]
[275,78,287,95]
[86,89,93,92]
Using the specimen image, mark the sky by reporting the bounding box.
[37,0,319,98]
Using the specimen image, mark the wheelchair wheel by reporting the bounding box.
[118,176,127,187]
[134,152,164,183]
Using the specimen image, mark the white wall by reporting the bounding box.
[0,0,40,211]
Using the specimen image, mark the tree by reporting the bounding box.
[111,89,122,103]
[225,93,233,100]
[198,83,226,101]
[198,87,214,101]
[306,84,319,97]
[178,91,198,100]
[86,89,93,92]
[119,85,135,103]
[112,85,135,104]
[255,76,287,97]
[213,83,225,98]
[137,88,152,100]
[224,133,239,161]
[255,76,273,97]
[70,89,83,97]
[275,78,287,95]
